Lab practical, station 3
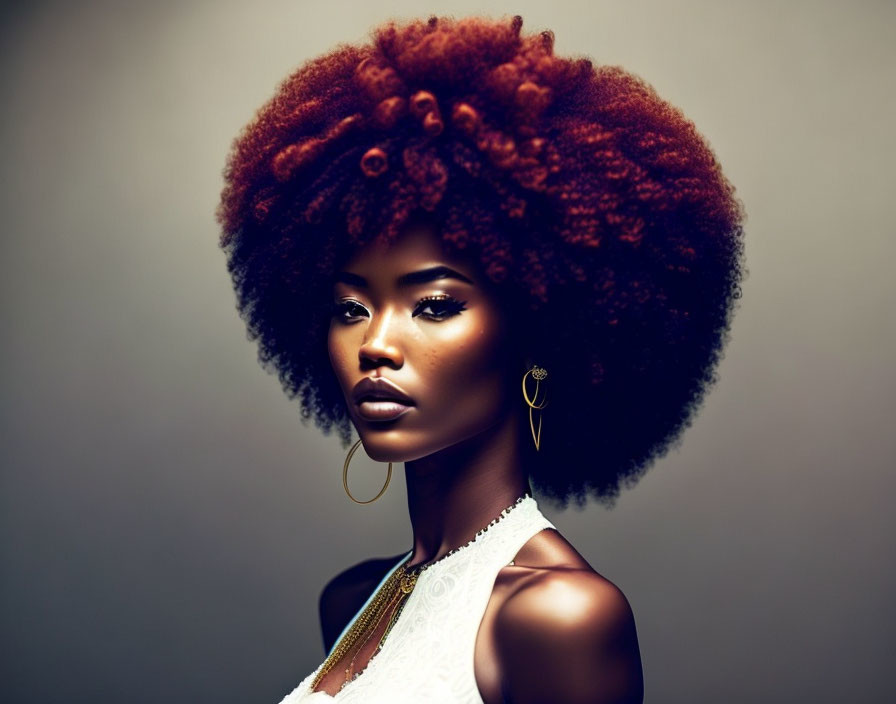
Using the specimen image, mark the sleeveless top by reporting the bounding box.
[278,494,556,703]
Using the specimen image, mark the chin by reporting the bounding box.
[360,432,461,465]
[365,422,500,465]
[355,427,419,463]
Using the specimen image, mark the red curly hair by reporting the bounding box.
[217,14,745,509]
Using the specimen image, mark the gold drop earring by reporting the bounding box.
[522,365,548,451]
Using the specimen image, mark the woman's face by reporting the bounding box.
[327,220,517,463]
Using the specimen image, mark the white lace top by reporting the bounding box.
[278,494,556,703]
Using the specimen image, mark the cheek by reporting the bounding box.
[428,314,508,399]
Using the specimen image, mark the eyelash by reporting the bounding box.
[332,294,468,323]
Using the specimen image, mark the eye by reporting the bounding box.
[331,295,468,324]
[332,300,368,323]
[413,294,467,321]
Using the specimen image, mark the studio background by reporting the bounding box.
[2,1,893,702]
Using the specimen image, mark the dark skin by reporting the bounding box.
[317,221,644,703]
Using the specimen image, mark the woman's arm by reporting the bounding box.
[495,571,644,704]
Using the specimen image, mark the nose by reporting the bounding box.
[358,306,404,369]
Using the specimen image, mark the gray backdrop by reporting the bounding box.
[2,1,894,702]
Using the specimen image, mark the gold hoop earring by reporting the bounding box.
[522,366,548,451]
[343,437,393,504]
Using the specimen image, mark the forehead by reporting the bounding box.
[339,220,480,285]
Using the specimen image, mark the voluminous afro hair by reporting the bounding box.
[217,14,745,510]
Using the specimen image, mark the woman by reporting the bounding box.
[216,14,743,704]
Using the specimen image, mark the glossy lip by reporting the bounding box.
[351,376,416,406]
[355,400,414,422]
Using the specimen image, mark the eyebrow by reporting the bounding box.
[334,265,475,289]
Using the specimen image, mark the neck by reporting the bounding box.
[403,410,532,569]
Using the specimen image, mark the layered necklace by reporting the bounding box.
[310,492,531,694]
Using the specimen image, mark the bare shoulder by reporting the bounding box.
[495,530,644,704]
[318,552,406,654]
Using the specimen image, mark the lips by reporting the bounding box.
[355,399,413,421]
[351,377,415,421]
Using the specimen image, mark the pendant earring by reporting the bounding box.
[522,365,548,451]
[343,438,392,504]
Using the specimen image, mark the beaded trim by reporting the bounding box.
[401,492,532,577]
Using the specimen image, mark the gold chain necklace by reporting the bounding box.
[344,565,418,681]
[309,493,530,694]
[310,558,423,692]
